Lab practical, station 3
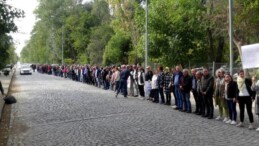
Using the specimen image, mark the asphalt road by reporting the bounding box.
[6,71,259,146]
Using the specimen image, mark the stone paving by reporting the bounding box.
[6,71,259,146]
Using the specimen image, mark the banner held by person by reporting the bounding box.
[241,43,259,69]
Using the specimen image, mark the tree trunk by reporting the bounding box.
[215,36,224,62]
[207,28,215,61]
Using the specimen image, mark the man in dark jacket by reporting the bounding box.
[201,68,214,119]
[116,65,130,98]
[180,69,192,113]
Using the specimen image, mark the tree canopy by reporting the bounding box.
[0,0,24,69]
[20,0,259,68]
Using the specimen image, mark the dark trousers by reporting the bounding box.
[138,85,145,97]
[238,96,254,123]
[117,80,127,97]
[204,94,214,117]
[115,81,120,91]
[165,92,171,105]
[192,90,200,113]
[198,92,204,114]
[158,87,165,103]
[153,89,159,102]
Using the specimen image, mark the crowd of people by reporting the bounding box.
[36,64,259,132]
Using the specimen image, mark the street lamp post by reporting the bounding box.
[145,0,148,69]
[229,0,233,75]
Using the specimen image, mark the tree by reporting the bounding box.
[0,0,24,68]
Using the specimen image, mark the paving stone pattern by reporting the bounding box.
[7,72,259,146]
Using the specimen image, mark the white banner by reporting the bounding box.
[241,43,259,69]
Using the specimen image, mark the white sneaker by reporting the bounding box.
[230,121,237,125]
[225,119,232,124]
[256,127,259,131]
[223,117,228,122]
[215,116,221,120]
[236,122,244,127]
[248,123,255,130]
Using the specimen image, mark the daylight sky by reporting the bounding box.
[7,0,92,57]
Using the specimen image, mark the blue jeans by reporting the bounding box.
[227,100,237,121]
[183,92,191,112]
[175,86,183,109]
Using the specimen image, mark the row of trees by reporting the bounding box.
[20,0,259,68]
[0,0,23,69]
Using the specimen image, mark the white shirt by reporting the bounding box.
[239,86,250,96]
[151,75,158,89]
[138,71,145,85]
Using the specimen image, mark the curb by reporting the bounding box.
[0,67,16,120]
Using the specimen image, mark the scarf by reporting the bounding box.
[237,76,245,91]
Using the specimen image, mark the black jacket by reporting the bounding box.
[201,74,214,96]
[226,81,238,99]
[180,75,192,93]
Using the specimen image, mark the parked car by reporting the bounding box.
[1,64,13,76]
[20,64,32,75]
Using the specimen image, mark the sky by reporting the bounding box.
[7,0,92,57]
[7,0,39,56]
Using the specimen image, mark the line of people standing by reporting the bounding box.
[37,64,259,131]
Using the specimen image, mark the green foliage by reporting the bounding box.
[0,0,24,69]
[19,0,259,68]
[103,31,131,65]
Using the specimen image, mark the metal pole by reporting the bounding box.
[62,24,64,65]
[212,61,215,77]
[145,0,148,70]
[229,0,233,75]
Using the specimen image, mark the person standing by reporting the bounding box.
[116,65,130,98]
[157,66,165,104]
[132,65,139,97]
[151,69,159,103]
[180,69,192,113]
[252,75,259,131]
[164,67,172,105]
[191,68,199,114]
[196,71,203,115]
[171,68,177,106]
[236,70,255,129]
[224,73,237,125]
[214,69,229,122]
[201,68,214,119]
[173,66,183,110]
[137,67,145,98]
[145,66,153,99]
[95,66,101,88]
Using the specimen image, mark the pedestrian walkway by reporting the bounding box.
[0,67,15,119]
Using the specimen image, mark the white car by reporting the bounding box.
[20,65,32,75]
